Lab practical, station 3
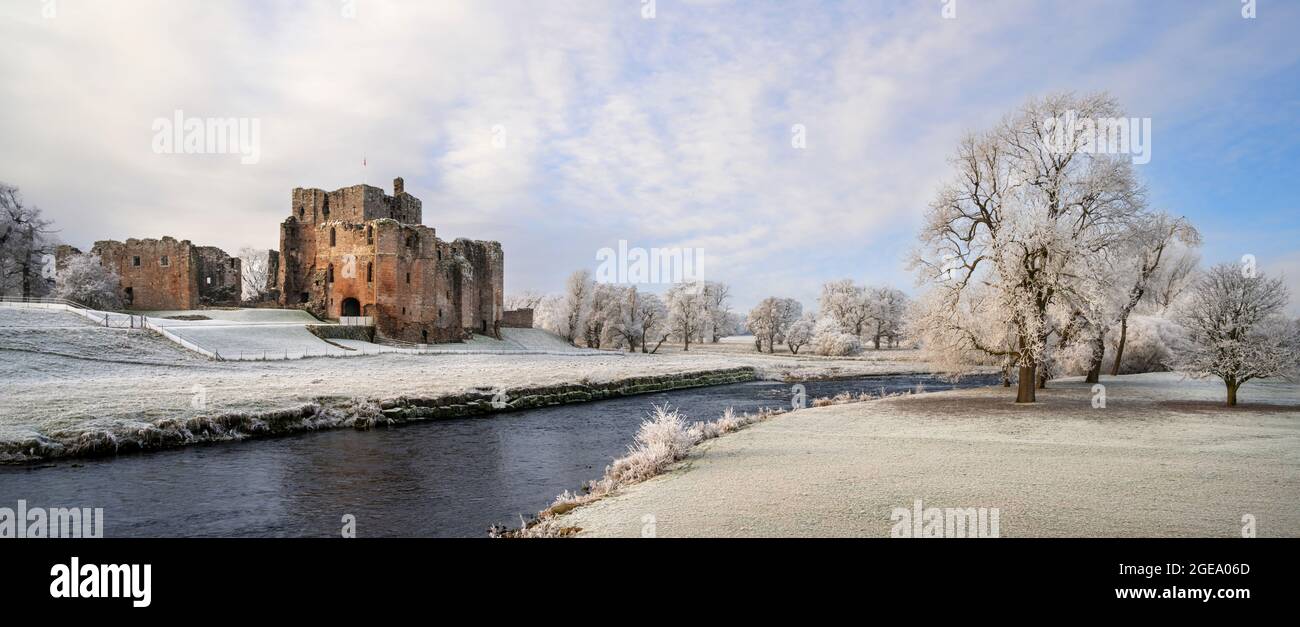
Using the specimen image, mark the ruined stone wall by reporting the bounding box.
[264,249,280,301]
[193,246,242,307]
[91,237,198,310]
[444,239,503,337]
[501,308,534,328]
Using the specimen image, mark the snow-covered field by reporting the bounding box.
[0,307,935,461]
[554,373,1300,537]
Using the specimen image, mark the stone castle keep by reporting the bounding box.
[273,177,504,342]
[63,177,509,343]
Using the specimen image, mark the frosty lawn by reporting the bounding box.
[551,373,1300,537]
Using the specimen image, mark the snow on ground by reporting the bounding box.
[0,307,932,455]
[555,372,1300,537]
[0,307,99,329]
[165,323,355,359]
[0,309,201,367]
[141,309,322,324]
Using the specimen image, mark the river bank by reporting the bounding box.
[0,367,758,464]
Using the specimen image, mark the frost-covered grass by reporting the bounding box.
[164,323,355,359]
[0,310,201,367]
[0,307,98,329]
[550,373,1300,538]
[136,308,322,324]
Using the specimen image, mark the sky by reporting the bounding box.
[2,0,1298,313]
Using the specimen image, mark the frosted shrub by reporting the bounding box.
[811,317,862,356]
[55,253,122,310]
[524,405,784,534]
[604,405,695,485]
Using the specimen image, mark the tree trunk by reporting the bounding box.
[1085,360,1101,384]
[1002,366,1011,387]
[1226,379,1238,406]
[1110,317,1128,376]
[1084,333,1105,383]
[1037,369,1048,389]
[1016,365,1036,403]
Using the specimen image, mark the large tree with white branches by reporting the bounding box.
[911,92,1147,402]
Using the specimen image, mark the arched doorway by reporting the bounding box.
[341,297,361,317]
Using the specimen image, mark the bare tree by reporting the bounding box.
[868,286,909,349]
[1173,264,1298,406]
[239,247,272,303]
[559,270,592,344]
[785,313,816,355]
[583,282,620,348]
[1109,214,1200,376]
[0,183,56,297]
[911,92,1146,403]
[1145,246,1200,314]
[819,280,871,336]
[746,296,802,353]
[609,287,669,353]
[666,284,706,351]
[505,290,545,311]
[702,281,733,342]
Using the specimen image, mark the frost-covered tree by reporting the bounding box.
[555,269,592,345]
[603,285,669,352]
[533,270,594,345]
[55,253,122,310]
[1108,214,1200,375]
[583,282,621,348]
[746,296,801,353]
[1055,212,1201,383]
[700,281,733,343]
[0,183,56,298]
[1173,264,1298,406]
[819,280,871,337]
[504,290,545,311]
[634,291,670,353]
[911,92,1146,402]
[785,313,816,355]
[868,286,909,349]
[239,247,273,303]
[666,284,707,351]
[1143,245,1200,315]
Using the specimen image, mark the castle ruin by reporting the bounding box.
[58,237,242,310]
[274,177,504,343]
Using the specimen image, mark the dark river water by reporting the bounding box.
[0,374,999,537]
